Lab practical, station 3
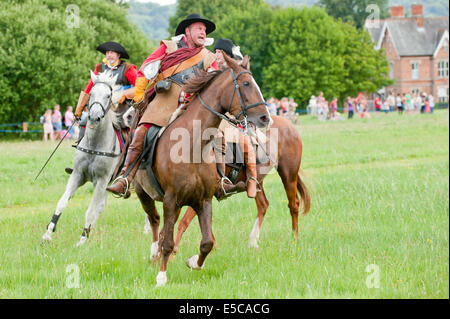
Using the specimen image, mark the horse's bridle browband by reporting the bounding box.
[198,68,266,128]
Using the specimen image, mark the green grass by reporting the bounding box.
[0,111,448,298]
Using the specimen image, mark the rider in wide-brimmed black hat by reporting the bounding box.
[214,38,243,69]
[96,41,130,59]
[74,41,135,121]
[65,41,137,174]
[106,14,219,198]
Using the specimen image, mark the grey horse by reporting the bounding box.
[42,70,130,246]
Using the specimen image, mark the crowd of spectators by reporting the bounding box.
[266,96,299,122]
[306,90,437,121]
[40,105,76,141]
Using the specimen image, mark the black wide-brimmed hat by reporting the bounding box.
[175,13,216,36]
[96,42,129,59]
[213,38,234,57]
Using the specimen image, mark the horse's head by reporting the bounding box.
[219,54,270,129]
[88,70,119,125]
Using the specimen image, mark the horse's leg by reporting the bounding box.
[186,200,214,270]
[249,183,269,248]
[42,172,85,243]
[277,164,300,240]
[135,181,160,261]
[76,177,109,246]
[156,195,181,287]
[174,207,195,255]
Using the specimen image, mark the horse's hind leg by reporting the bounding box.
[76,178,109,246]
[42,173,85,244]
[278,165,300,240]
[186,200,214,271]
[135,182,160,261]
[249,184,269,248]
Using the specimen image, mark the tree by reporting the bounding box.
[317,0,389,29]
[214,3,276,87]
[262,7,392,106]
[0,0,153,124]
[168,0,264,38]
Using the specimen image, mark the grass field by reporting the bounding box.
[0,110,448,299]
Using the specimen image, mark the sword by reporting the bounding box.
[34,121,77,182]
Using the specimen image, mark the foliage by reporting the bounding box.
[127,0,176,40]
[0,0,153,124]
[168,0,264,38]
[213,3,276,87]
[317,0,390,29]
[261,7,393,105]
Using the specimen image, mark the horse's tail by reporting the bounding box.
[297,171,311,216]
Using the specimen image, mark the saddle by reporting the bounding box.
[139,125,164,197]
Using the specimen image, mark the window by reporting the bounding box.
[438,87,448,102]
[411,62,419,79]
[438,60,449,78]
[412,88,420,95]
[389,63,394,79]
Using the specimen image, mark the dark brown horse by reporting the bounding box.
[134,54,270,286]
[172,115,311,253]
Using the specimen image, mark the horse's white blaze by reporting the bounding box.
[149,241,159,260]
[186,255,203,270]
[251,78,264,102]
[156,271,167,287]
[249,218,261,248]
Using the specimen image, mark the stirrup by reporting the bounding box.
[246,176,261,192]
[221,176,238,196]
[109,175,130,198]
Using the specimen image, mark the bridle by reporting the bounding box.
[77,81,120,158]
[88,81,114,120]
[197,68,266,128]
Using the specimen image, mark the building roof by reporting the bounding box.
[366,17,449,56]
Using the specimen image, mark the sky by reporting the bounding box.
[133,0,177,5]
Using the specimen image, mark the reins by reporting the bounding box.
[197,68,266,129]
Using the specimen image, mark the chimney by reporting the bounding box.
[411,4,424,28]
[390,6,404,18]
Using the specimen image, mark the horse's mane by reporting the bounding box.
[182,69,224,94]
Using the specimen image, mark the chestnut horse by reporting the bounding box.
[134,54,270,286]
[172,115,311,253]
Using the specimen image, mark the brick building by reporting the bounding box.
[366,4,449,102]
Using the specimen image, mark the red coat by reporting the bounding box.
[84,62,137,94]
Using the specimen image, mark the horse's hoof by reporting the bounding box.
[155,271,167,287]
[41,230,53,243]
[186,255,203,270]
[76,236,88,247]
[249,241,259,249]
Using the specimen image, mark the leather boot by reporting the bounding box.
[213,131,246,198]
[106,124,149,198]
[240,132,258,198]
